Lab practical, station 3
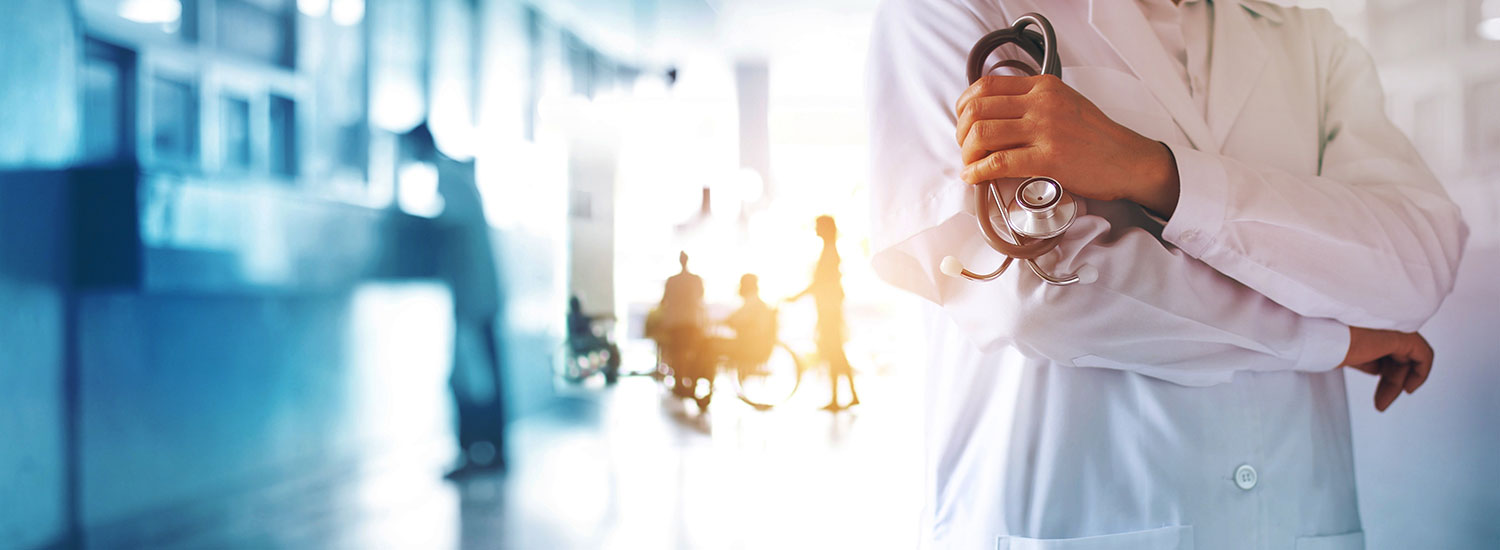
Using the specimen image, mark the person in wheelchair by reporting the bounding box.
[567,295,621,384]
[719,274,777,373]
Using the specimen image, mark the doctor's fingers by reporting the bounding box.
[961,119,1036,164]
[961,147,1046,185]
[954,75,1047,116]
[956,96,1029,145]
[1400,334,1434,394]
[1374,359,1411,412]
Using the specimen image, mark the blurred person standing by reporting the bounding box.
[789,216,860,411]
[656,251,709,402]
[400,122,507,479]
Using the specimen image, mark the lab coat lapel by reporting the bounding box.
[1087,0,1217,151]
[1207,0,1268,151]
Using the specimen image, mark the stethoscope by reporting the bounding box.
[939,13,1097,286]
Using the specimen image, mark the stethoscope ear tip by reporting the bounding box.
[940,256,965,278]
[1076,264,1099,285]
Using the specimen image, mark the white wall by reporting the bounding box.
[566,107,621,315]
[1288,0,1500,546]
[1345,245,1500,548]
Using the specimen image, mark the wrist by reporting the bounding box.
[1343,326,1388,367]
[1131,141,1181,217]
[1341,326,1360,367]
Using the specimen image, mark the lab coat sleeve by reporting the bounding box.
[1161,12,1469,332]
[865,0,1350,387]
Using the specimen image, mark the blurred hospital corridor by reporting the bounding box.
[4,0,1500,548]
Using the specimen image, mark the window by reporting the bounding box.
[151,76,199,166]
[81,39,137,163]
[80,0,199,42]
[269,94,297,177]
[215,0,294,67]
[220,95,251,169]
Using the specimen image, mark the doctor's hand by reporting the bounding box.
[1341,327,1434,412]
[954,75,1181,216]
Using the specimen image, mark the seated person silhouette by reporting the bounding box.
[567,295,621,384]
[722,274,777,371]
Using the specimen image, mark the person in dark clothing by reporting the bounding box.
[788,215,860,411]
[401,122,507,479]
[655,251,710,408]
[567,295,621,384]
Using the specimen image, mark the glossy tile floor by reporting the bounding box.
[134,369,925,550]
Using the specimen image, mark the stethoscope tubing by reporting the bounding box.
[954,12,1087,286]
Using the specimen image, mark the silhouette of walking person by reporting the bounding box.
[788,216,860,411]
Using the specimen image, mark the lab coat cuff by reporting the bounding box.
[869,180,973,305]
[1160,146,1229,259]
[1297,318,1351,372]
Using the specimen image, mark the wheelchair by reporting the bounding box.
[563,317,621,385]
[649,310,803,412]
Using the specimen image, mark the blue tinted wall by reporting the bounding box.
[0,0,579,547]
[0,174,70,549]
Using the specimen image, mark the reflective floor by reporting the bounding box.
[121,368,924,549]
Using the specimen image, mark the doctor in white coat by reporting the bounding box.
[866,0,1468,548]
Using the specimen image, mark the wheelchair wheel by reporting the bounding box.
[733,342,802,410]
[561,345,609,383]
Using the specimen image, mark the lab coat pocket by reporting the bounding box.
[996,525,1192,550]
[1294,531,1364,550]
[1060,66,1180,144]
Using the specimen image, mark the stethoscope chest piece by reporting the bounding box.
[941,12,1097,287]
[1005,177,1077,240]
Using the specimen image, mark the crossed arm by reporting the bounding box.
[867,2,1465,409]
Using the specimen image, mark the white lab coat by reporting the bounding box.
[865,0,1469,548]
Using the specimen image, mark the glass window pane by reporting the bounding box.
[221,95,251,170]
[82,41,135,163]
[216,0,293,67]
[303,10,367,180]
[82,63,122,162]
[80,0,197,42]
[269,94,297,177]
[151,76,198,165]
[369,0,426,131]
[337,122,368,174]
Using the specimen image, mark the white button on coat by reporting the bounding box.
[1235,464,1259,490]
[866,0,1468,548]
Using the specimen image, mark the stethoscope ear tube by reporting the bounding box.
[949,13,1091,286]
[965,13,1060,83]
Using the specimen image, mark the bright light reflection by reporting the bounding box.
[1480,18,1500,41]
[397,161,445,218]
[606,27,924,375]
[331,0,364,26]
[118,0,180,24]
[734,168,765,204]
[297,0,328,18]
